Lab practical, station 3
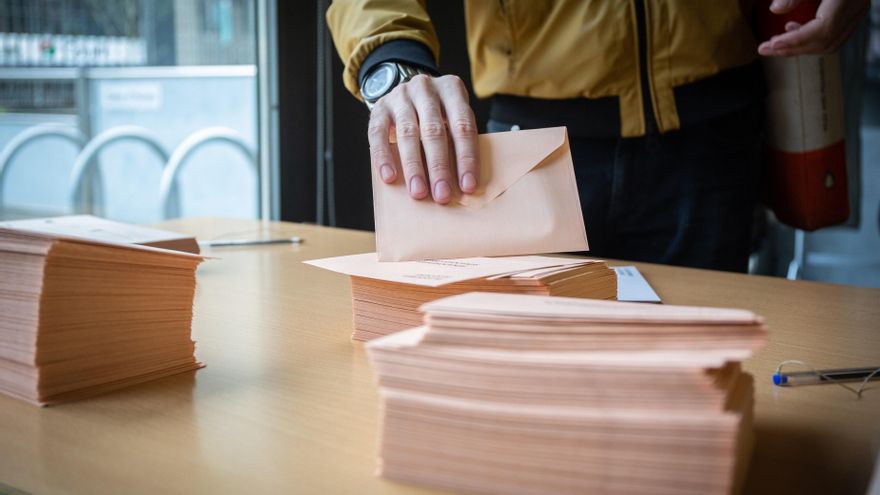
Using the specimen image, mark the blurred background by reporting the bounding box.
[0,0,878,288]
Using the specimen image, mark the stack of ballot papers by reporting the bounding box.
[305,253,616,341]
[366,292,767,495]
[0,225,204,406]
[0,215,201,254]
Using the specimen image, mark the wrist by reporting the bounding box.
[360,62,433,110]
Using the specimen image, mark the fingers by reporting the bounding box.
[372,85,428,200]
[370,74,480,204]
[759,0,868,56]
[769,0,802,14]
[436,75,480,194]
[759,18,846,56]
[407,75,455,204]
[367,108,397,184]
[758,18,827,56]
[390,94,430,200]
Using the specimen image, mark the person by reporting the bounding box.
[326,0,868,272]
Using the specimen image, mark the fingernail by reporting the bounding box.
[380,165,395,182]
[461,172,476,192]
[409,176,427,198]
[433,180,451,202]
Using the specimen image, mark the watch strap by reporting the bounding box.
[357,40,439,88]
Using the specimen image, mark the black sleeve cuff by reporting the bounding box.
[358,40,440,87]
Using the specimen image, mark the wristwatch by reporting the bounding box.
[360,62,431,110]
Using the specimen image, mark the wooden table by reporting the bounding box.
[1,217,878,495]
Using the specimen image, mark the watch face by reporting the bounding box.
[363,64,397,101]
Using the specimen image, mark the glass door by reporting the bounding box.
[0,0,272,222]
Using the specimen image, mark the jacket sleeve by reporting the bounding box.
[326,0,441,100]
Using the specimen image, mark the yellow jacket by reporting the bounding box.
[327,1,760,137]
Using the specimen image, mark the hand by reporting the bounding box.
[758,0,869,56]
[367,74,480,205]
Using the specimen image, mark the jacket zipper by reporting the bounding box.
[633,0,658,134]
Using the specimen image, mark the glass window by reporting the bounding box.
[0,0,260,223]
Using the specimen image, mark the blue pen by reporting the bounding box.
[198,236,302,248]
[773,366,880,386]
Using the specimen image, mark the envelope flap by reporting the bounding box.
[458,127,567,208]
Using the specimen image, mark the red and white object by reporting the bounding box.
[759,0,850,230]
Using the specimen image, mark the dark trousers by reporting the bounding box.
[488,104,763,273]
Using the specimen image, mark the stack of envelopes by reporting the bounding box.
[305,253,616,341]
[0,226,204,406]
[366,292,767,495]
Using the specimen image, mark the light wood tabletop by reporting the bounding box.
[1,217,878,495]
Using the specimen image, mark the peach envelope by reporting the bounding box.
[372,126,589,261]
